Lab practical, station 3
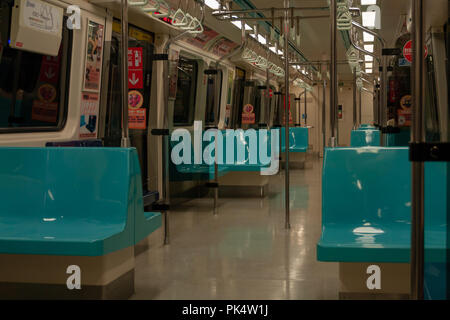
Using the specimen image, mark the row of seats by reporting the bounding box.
[0,147,162,299]
[318,124,447,299]
[170,127,309,180]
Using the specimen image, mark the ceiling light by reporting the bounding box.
[366,68,373,74]
[365,62,373,69]
[258,34,267,45]
[231,19,252,30]
[205,0,220,10]
[364,44,374,52]
[363,32,374,42]
[365,55,373,62]
[361,0,377,5]
[269,46,277,53]
[362,11,376,28]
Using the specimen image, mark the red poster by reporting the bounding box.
[398,109,411,127]
[129,108,147,130]
[39,54,61,84]
[403,40,428,63]
[128,47,144,89]
[210,37,239,57]
[242,104,256,124]
[31,101,58,122]
[185,26,218,49]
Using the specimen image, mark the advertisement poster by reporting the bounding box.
[210,37,239,57]
[83,20,104,92]
[184,26,218,50]
[398,94,412,127]
[31,84,58,122]
[79,92,99,138]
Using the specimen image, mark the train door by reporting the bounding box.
[101,21,154,194]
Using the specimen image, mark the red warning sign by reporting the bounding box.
[39,54,61,84]
[403,40,428,63]
[128,47,143,89]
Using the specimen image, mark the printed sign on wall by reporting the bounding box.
[184,26,219,50]
[83,20,104,92]
[79,92,99,138]
[22,0,63,34]
[128,47,143,89]
[242,104,256,124]
[32,84,58,122]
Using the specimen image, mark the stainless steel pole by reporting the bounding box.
[329,0,337,147]
[322,78,326,155]
[358,88,362,126]
[284,0,290,230]
[380,55,388,145]
[410,0,425,300]
[304,88,307,126]
[353,69,357,130]
[121,0,130,147]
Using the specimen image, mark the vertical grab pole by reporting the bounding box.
[410,0,425,300]
[358,87,362,126]
[352,69,357,130]
[162,56,171,245]
[329,0,337,147]
[304,88,307,126]
[322,77,326,156]
[380,54,388,146]
[284,0,290,230]
[121,0,130,147]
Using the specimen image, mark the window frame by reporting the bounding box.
[204,68,223,126]
[0,15,73,134]
[173,56,199,127]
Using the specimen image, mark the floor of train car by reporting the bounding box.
[131,156,339,299]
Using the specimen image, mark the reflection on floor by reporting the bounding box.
[132,156,339,300]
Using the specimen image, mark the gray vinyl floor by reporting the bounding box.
[131,156,339,299]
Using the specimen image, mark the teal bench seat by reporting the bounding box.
[280,127,308,153]
[350,129,380,147]
[170,129,277,175]
[0,147,162,256]
[317,147,447,264]
[358,124,376,129]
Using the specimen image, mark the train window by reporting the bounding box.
[0,12,71,133]
[173,57,198,126]
[205,69,223,126]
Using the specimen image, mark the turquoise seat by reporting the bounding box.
[383,128,411,146]
[280,127,308,152]
[358,124,376,129]
[219,129,275,172]
[317,147,447,263]
[350,129,380,147]
[170,129,276,174]
[0,147,161,256]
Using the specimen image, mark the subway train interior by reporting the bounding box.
[0,0,448,303]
